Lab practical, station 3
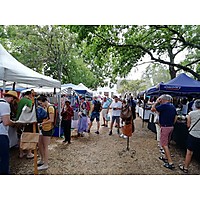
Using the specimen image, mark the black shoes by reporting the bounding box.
[163,163,175,170]
[63,140,71,144]
[87,129,90,133]
[95,131,99,134]
[109,131,112,136]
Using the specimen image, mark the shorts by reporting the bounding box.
[102,109,108,118]
[90,112,100,122]
[111,116,120,124]
[187,134,200,152]
[160,126,174,146]
[42,129,54,137]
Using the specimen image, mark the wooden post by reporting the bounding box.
[33,122,38,175]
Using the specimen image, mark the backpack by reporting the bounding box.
[86,101,91,111]
[120,105,132,121]
[93,100,102,112]
[47,105,59,127]
[36,106,48,123]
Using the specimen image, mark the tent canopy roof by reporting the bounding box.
[146,73,200,96]
[61,83,93,95]
[0,44,61,88]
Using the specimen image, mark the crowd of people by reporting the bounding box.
[0,89,57,174]
[1,88,200,175]
[150,94,200,173]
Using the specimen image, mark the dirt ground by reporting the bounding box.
[9,116,200,175]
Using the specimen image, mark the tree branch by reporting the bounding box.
[93,32,200,80]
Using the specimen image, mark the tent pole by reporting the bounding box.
[57,91,62,138]
[3,80,6,94]
[142,93,146,128]
[12,82,16,90]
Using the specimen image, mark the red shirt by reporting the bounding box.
[61,106,74,120]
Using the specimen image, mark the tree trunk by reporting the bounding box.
[168,46,176,79]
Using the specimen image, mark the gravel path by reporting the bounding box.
[10,116,200,175]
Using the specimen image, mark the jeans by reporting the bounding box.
[0,135,9,175]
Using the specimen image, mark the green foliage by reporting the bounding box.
[0,25,97,89]
[141,64,171,88]
[1,25,200,89]
[118,79,146,97]
[69,25,200,82]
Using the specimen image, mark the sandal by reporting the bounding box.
[163,162,175,170]
[159,156,168,163]
[179,164,188,174]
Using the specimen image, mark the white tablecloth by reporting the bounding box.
[8,127,18,148]
[138,107,153,120]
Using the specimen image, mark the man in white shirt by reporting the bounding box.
[109,96,122,136]
[0,90,18,174]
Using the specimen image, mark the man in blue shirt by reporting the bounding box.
[151,94,177,170]
[101,96,112,127]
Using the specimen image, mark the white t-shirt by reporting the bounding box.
[0,99,10,136]
[110,101,122,116]
[188,110,200,138]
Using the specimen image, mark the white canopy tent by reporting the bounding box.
[61,83,93,96]
[21,87,60,94]
[0,43,61,146]
[78,83,93,94]
[0,44,61,89]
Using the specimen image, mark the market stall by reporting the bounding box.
[145,73,200,160]
[146,73,200,97]
[0,43,61,147]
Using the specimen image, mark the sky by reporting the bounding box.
[1,0,200,199]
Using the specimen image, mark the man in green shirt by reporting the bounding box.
[16,91,34,159]
[15,91,33,120]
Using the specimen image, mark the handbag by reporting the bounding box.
[105,113,110,121]
[120,105,132,121]
[188,117,200,132]
[20,132,39,150]
[122,123,133,137]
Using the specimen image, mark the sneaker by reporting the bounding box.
[95,131,99,134]
[80,133,84,137]
[163,163,175,170]
[18,152,27,159]
[26,153,34,159]
[119,133,124,138]
[109,131,112,136]
[37,160,44,166]
[122,135,128,139]
[38,164,48,171]
[101,124,105,126]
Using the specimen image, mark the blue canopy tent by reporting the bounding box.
[144,73,200,128]
[146,73,200,97]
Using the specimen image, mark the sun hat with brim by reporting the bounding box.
[3,90,19,100]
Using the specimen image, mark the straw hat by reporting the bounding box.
[3,90,19,100]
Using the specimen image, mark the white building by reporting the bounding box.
[93,79,120,98]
